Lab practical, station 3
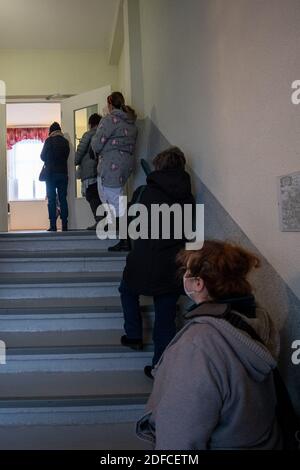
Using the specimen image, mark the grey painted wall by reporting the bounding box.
[133,117,300,414]
[138,0,300,301]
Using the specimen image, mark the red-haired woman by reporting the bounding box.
[137,241,282,450]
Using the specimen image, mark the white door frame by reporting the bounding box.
[3,98,63,232]
[0,101,8,232]
[0,88,111,232]
[61,85,111,230]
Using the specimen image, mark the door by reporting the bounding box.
[0,90,8,232]
[61,85,111,230]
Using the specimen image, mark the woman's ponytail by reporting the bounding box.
[122,105,137,122]
[108,92,137,121]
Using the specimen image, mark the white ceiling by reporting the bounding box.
[0,0,119,51]
[7,103,61,126]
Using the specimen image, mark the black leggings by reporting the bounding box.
[85,182,101,221]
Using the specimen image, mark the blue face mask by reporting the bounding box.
[183,275,197,300]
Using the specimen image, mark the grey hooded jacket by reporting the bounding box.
[136,301,282,450]
[91,109,138,188]
[75,127,98,181]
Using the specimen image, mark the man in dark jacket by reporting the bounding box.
[41,122,70,231]
[119,147,195,378]
[75,113,102,230]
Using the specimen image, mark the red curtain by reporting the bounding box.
[7,127,49,150]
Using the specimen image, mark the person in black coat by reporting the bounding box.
[119,147,195,378]
[41,122,70,231]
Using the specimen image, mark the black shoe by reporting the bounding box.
[144,365,154,380]
[47,227,57,232]
[121,335,143,351]
[62,223,68,232]
[108,240,131,252]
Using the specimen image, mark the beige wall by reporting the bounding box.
[0,49,118,96]
[138,0,300,300]
[9,201,50,231]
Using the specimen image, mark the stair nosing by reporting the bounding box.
[0,394,149,409]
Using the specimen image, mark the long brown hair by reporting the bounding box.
[177,240,261,300]
[108,91,137,121]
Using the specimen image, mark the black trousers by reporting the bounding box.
[85,182,101,221]
[46,173,68,227]
[119,280,180,366]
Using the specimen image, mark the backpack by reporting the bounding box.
[221,307,300,450]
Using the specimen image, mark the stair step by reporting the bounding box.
[0,393,151,450]
[0,370,153,399]
[0,231,119,251]
[0,250,127,273]
[0,394,149,409]
[0,249,126,258]
[0,423,151,450]
[0,231,108,239]
[0,296,154,314]
[0,349,154,420]
[0,272,123,283]
[0,272,123,299]
[0,394,148,426]
[1,345,153,373]
[0,310,154,347]
[0,231,154,450]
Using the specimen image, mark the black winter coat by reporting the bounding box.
[123,169,195,296]
[41,131,70,175]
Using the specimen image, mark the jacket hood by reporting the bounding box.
[147,169,193,203]
[111,108,136,124]
[49,130,65,138]
[163,298,280,383]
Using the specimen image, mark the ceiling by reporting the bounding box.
[7,103,61,127]
[0,0,119,52]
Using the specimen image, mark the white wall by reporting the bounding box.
[138,0,300,300]
[0,49,118,96]
[118,46,126,96]
[7,103,61,126]
[9,201,50,231]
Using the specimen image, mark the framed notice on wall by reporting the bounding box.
[278,171,300,231]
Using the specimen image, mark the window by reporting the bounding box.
[7,140,46,201]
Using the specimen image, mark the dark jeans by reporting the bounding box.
[46,173,68,227]
[119,281,179,366]
[85,182,101,221]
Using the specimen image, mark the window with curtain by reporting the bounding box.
[7,139,46,201]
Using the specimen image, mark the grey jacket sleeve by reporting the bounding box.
[149,340,223,450]
[75,131,91,166]
[91,116,115,155]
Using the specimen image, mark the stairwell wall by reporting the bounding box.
[123,0,300,411]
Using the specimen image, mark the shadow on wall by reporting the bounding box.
[133,109,172,187]
[133,115,300,414]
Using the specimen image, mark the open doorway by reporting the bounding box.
[3,85,110,232]
[6,103,61,231]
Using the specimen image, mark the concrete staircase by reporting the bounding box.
[0,231,153,450]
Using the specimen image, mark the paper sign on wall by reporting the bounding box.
[278,171,300,231]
